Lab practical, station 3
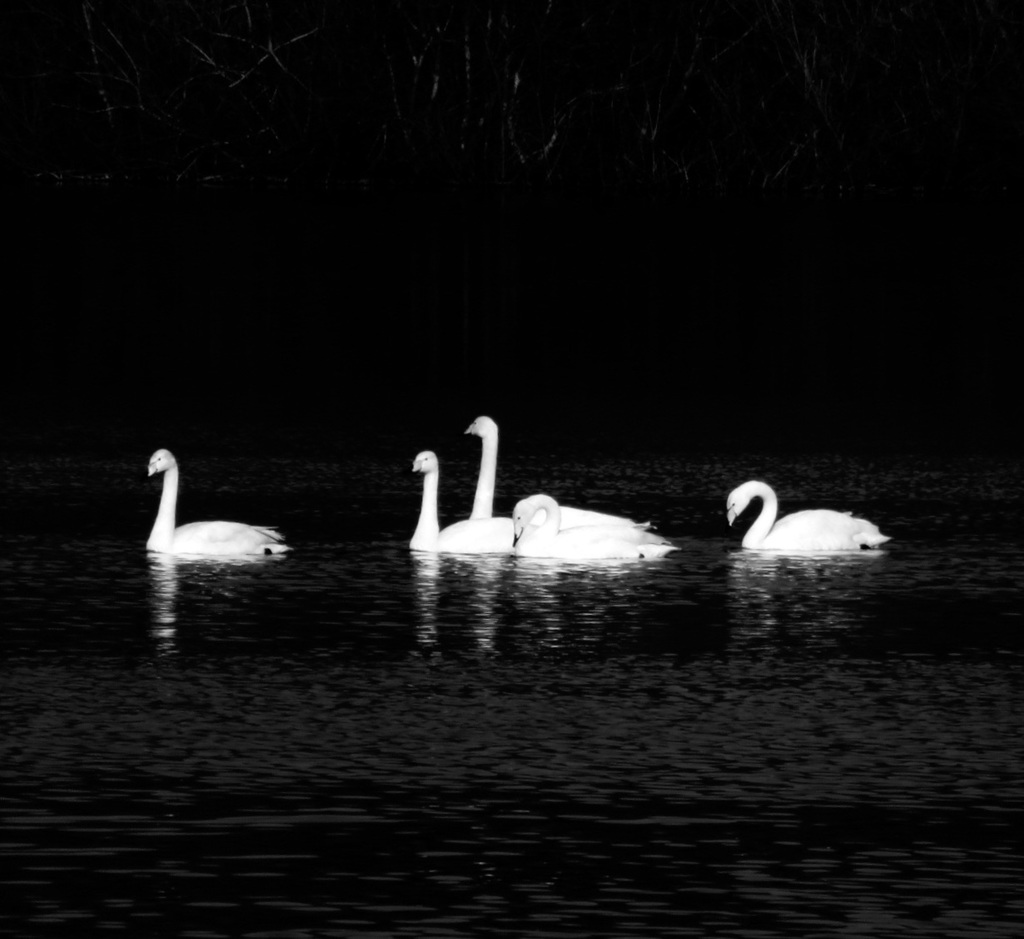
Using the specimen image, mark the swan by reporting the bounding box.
[146,449,290,556]
[512,494,678,559]
[726,480,891,551]
[410,450,514,554]
[464,415,646,529]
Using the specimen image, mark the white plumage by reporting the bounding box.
[146,449,289,556]
[410,450,514,554]
[726,480,890,551]
[464,415,647,529]
[512,494,677,559]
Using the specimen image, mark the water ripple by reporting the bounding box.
[3,452,1024,936]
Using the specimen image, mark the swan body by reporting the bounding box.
[512,494,677,559]
[726,480,890,551]
[465,415,646,529]
[146,449,290,556]
[410,450,514,554]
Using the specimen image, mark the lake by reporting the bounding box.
[2,439,1023,938]
[1,189,1023,937]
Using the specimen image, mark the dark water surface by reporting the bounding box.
[2,444,1023,938]
[3,189,1024,936]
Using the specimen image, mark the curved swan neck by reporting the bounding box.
[411,466,441,549]
[469,426,499,520]
[534,495,561,535]
[742,483,778,549]
[517,495,561,549]
[148,465,179,551]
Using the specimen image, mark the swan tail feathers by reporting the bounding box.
[639,541,679,559]
[637,530,678,558]
[252,526,290,552]
[849,518,890,548]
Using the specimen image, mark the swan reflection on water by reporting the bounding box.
[511,555,640,582]
[148,553,180,648]
[146,552,287,652]
[411,552,443,648]
[412,552,658,651]
[726,548,889,638]
[509,556,658,647]
[412,552,510,651]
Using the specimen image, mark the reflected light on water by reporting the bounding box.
[726,548,889,638]
[411,553,666,654]
[146,552,289,653]
[461,555,506,651]
[412,552,511,652]
[412,552,441,648]
[147,554,179,654]
[507,555,667,652]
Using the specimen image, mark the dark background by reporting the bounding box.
[4,2,1024,190]
[2,3,1023,454]
[3,187,1021,456]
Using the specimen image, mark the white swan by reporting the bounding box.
[464,415,646,529]
[410,450,514,554]
[726,480,891,551]
[146,449,290,556]
[512,494,678,559]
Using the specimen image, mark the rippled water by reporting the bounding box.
[2,444,1023,937]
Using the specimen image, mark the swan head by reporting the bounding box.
[512,496,538,545]
[412,450,439,474]
[147,449,178,477]
[512,494,552,545]
[464,415,498,438]
[726,480,771,526]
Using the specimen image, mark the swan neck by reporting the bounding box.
[148,465,179,551]
[742,486,778,548]
[539,496,561,534]
[524,496,561,546]
[469,430,498,520]
[411,468,441,549]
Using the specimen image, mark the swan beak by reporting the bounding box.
[464,424,474,435]
[512,528,522,547]
[147,464,157,477]
[726,507,737,526]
